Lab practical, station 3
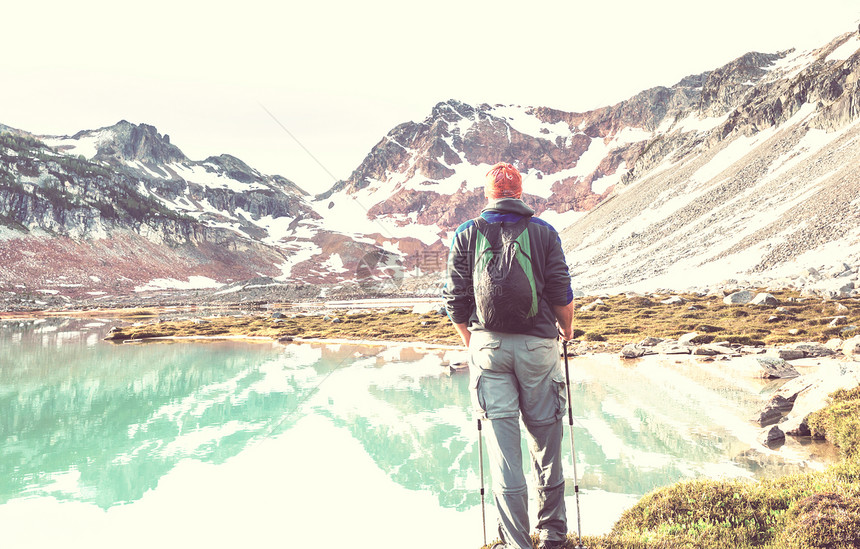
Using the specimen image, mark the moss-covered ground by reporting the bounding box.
[101,290,860,348]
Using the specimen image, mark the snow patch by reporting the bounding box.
[134,276,224,292]
[826,34,860,62]
[486,105,573,142]
[170,163,268,192]
[274,241,322,280]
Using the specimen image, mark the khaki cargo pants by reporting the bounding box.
[469,331,568,549]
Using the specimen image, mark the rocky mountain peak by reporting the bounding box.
[93,121,188,165]
[697,51,787,117]
[430,99,477,122]
[56,120,189,166]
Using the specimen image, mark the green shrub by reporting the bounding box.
[808,388,860,457]
[777,492,860,548]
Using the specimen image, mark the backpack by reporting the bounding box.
[472,215,539,333]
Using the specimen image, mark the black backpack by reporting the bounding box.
[472,216,539,333]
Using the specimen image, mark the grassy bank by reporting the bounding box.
[539,388,860,548]
[103,307,462,344]
[572,290,860,345]
[100,290,860,347]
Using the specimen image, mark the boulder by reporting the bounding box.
[620,344,647,359]
[779,363,860,438]
[723,290,755,305]
[740,356,800,379]
[759,425,785,447]
[656,341,692,355]
[751,394,796,427]
[784,418,812,437]
[640,336,664,347]
[661,296,686,305]
[825,338,844,352]
[740,346,767,355]
[788,342,836,358]
[751,292,780,306]
[804,280,855,299]
[702,344,738,355]
[580,298,606,312]
[768,348,806,361]
[843,336,860,358]
[693,347,720,356]
[678,332,699,345]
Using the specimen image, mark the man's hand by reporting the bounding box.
[452,322,471,347]
[552,301,574,341]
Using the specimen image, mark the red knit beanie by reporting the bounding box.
[484,162,522,199]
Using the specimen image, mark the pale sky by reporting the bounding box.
[3,0,858,195]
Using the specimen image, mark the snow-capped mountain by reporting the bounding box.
[2,28,859,305]
[562,31,860,295]
[0,122,386,303]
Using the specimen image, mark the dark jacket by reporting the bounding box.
[443,198,573,339]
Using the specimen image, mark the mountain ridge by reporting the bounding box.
[2,29,859,309]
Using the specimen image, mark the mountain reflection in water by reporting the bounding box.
[0,318,839,545]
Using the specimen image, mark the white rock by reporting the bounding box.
[825,338,844,351]
[768,349,806,361]
[678,332,699,345]
[751,292,779,306]
[780,363,860,436]
[580,298,606,312]
[843,336,860,358]
[723,290,755,305]
[702,344,738,355]
[788,342,835,357]
[620,344,647,358]
[737,356,800,379]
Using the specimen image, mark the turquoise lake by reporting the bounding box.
[0,317,839,548]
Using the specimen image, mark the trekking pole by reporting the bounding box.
[478,418,487,547]
[563,339,586,548]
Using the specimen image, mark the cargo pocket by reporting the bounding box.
[469,372,487,418]
[470,337,501,372]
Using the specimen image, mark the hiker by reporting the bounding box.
[443,162,575,549]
